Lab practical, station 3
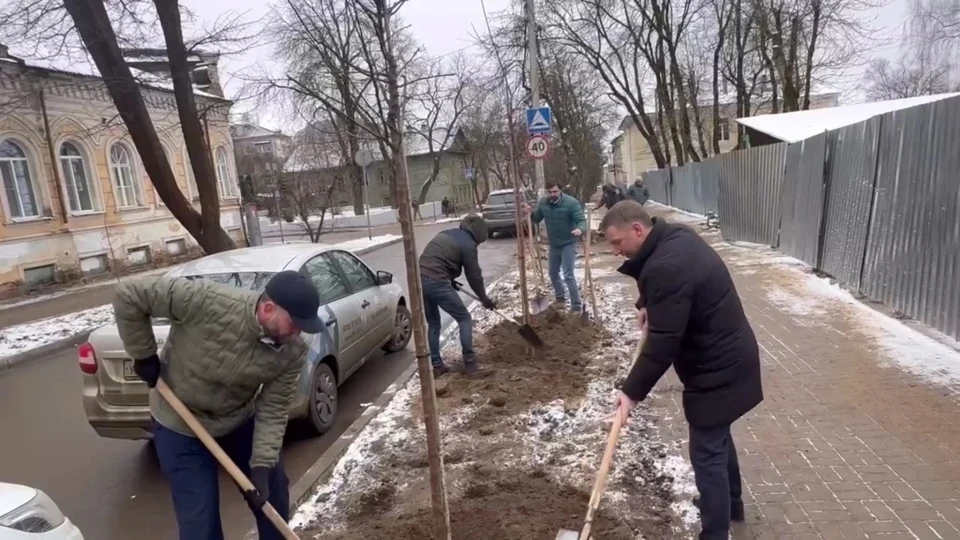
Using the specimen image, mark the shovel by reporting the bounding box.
[556,338,643,540]
[453,282,545,349]
[156,379,300,540]
[580,214,598,325]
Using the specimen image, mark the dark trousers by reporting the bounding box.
[421,276,474,367]
[153,418,290,540]
[689,423,743,540]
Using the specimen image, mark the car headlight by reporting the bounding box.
[0,489,66,532]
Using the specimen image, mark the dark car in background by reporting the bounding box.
[481,188,539,237]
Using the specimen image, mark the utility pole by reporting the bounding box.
[526,0,544,194]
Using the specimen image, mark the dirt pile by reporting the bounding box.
[298,270,690,540]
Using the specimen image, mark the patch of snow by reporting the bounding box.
[653,454,700,528]
[0,305,114,359]
[766,272,960,391]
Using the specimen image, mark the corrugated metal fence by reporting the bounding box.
[643,94,960,340]
[819,118,882,290]
[669,160,720,216]
[860,98,960,340]
[778,133,827,267]
[717,143,787,246]
[642,168,671,206]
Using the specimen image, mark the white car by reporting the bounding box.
[80,243,412,439]
[0,483,82,540]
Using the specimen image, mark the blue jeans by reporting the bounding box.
[152,418,290,540]
[422,277,474,367]
[548,243,581,311]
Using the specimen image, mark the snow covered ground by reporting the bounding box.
[0,234,402,361]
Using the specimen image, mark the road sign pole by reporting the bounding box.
[526,0,545,194]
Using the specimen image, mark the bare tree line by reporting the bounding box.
[865,0,960,100]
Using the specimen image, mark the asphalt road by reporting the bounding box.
[0,227,519,540]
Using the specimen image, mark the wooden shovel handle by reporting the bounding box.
[156,379,300,540]
[580,338,643,540]
[580,408,624,540]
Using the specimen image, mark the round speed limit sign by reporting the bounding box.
[526,135,550,160]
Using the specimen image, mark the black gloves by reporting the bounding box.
[481,297,497,310]
[133,354,161,388]
[243,466,272,510]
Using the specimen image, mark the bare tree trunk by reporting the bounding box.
[378,3,450,538]
[65,0,233,254]
[155,0,234,253]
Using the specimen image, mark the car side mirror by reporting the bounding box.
[377,271,393,285]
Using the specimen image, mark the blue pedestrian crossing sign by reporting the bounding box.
[526,107,552,135]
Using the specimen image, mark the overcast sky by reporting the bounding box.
[182,0,908,132]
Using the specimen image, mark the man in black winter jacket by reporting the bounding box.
[419,214,497,378]
[599,200,763,540]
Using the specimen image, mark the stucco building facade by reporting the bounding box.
[0,47,243,296]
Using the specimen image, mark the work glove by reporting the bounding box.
[243,466,272,511]
[133,354,161,388]
[481,297,497,310]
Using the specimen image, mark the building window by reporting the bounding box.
[717,119,731,142]
[215,146,237,198]
[60,142,99,213]
[109,143,143,208]
[255,141,271,154]
[0,139,40,219]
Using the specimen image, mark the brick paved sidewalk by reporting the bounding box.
[644,206,960,540]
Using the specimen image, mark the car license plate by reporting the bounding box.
[122,360,138,380]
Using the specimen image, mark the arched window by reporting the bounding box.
[215,146,236,198]
[0,139,40,219]
[109,143,142,208]
[60,142,99,213]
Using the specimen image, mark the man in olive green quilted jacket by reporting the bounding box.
[113,270,322,540]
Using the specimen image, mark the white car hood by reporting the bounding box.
[0,483,37,515]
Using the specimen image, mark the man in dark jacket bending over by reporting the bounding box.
[419,214,496,378]
[600,200,763,540]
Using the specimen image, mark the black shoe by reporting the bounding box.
[463,362,493,379]
[731,498,745,522]
[692,497,745,522]
[433,365,450,378]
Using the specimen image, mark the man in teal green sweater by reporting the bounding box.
[524,180,588,312]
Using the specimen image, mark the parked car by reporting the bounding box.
[481,188,539,237]
[0,483,83,539]
[80,243,413,440]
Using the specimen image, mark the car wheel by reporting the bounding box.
[383,304,413,353]
[307,362,337,435]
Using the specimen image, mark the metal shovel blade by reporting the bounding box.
[517,324,545,349]
[531,293,550,315]
[555,529,580,540]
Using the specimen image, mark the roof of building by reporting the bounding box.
[614,88,841,134]
[0,48,229,102]
[736,93,960,143]
[283,125,465,173]
[231,123,289,141]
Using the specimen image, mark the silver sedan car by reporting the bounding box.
[79,243,412,439]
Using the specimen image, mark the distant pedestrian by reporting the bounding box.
[627,178,650,205]
[441,196,451,217]
[418,214,496,378]
[595,183,624,211]
[523,180,587,312]
[113,271,325,540]
[600,200,763,540]
[412,199,422,220]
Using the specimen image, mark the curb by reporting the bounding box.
[289,360,420,510]
[0,239,405,373]
[0,330,93,372]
